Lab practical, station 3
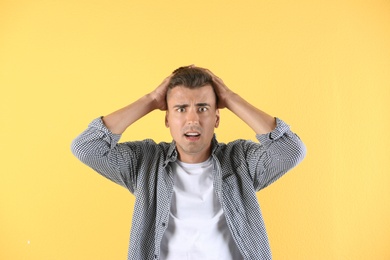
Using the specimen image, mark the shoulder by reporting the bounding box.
[213,138,260,157]
[118,139,172,154]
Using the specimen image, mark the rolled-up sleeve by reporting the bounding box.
[71,117,136,192]
[254,118,306,191]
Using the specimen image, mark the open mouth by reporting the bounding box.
[184,132,201,140]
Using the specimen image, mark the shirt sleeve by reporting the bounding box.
[71,117,137,193]
[253,118,307,191]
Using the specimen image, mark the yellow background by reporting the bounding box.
[1,0,389,259]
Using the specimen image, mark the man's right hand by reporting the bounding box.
[102,73,174,134]
[149,75,172,111]
[151,65,195,111]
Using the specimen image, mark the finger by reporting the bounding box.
[199,67,220,80]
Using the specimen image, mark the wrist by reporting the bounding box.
[147,91,167,111]
[221,91,238,109]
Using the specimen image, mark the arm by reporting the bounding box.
[71,72,174,191]
[203,68,306,189]
[254,118,306,190]
[102,75,172,134]
[205,68,276,135]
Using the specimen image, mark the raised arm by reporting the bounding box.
[201,68,306,189]
[102,74,173,134]
[205,68,276,135]
[71,73,176,191]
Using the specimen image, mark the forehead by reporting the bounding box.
[167,84,216,103]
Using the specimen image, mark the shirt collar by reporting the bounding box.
[164,134,219,167]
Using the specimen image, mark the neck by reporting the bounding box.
[177,150,211,164]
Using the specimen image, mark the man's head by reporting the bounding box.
[166,66,218,106]
[165,66,220,163]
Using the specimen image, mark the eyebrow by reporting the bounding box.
[196,103,211,107]
[173,103,211,109]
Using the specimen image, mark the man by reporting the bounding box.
[71,66,306,260]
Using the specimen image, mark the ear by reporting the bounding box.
[165,111,169,128]
[215,109,220,128]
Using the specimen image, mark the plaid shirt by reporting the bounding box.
[71,117,306,260]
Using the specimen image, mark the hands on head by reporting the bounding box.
[104,64,275,135]
[150,65,234,111]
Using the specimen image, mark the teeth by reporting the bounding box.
[185,133,200,136]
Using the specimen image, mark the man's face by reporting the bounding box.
[165,84,220,163]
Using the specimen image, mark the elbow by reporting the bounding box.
[70,137,91,164]
[287,137,307,169]
[70,136,113,167]
[296,140,307,165]
[71,138,83,161]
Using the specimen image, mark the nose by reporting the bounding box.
[186,108,199,125]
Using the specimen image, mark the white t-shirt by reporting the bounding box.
[160,158,243,260]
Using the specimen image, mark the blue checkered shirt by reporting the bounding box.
[71,117,306,260]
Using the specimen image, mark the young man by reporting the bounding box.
[71,66,306,260]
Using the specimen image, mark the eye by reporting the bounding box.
[177,107,186,113]
[199,107,208,112]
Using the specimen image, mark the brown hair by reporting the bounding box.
[167,66,218,104]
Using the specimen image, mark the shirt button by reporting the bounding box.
[162,222,166,227]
